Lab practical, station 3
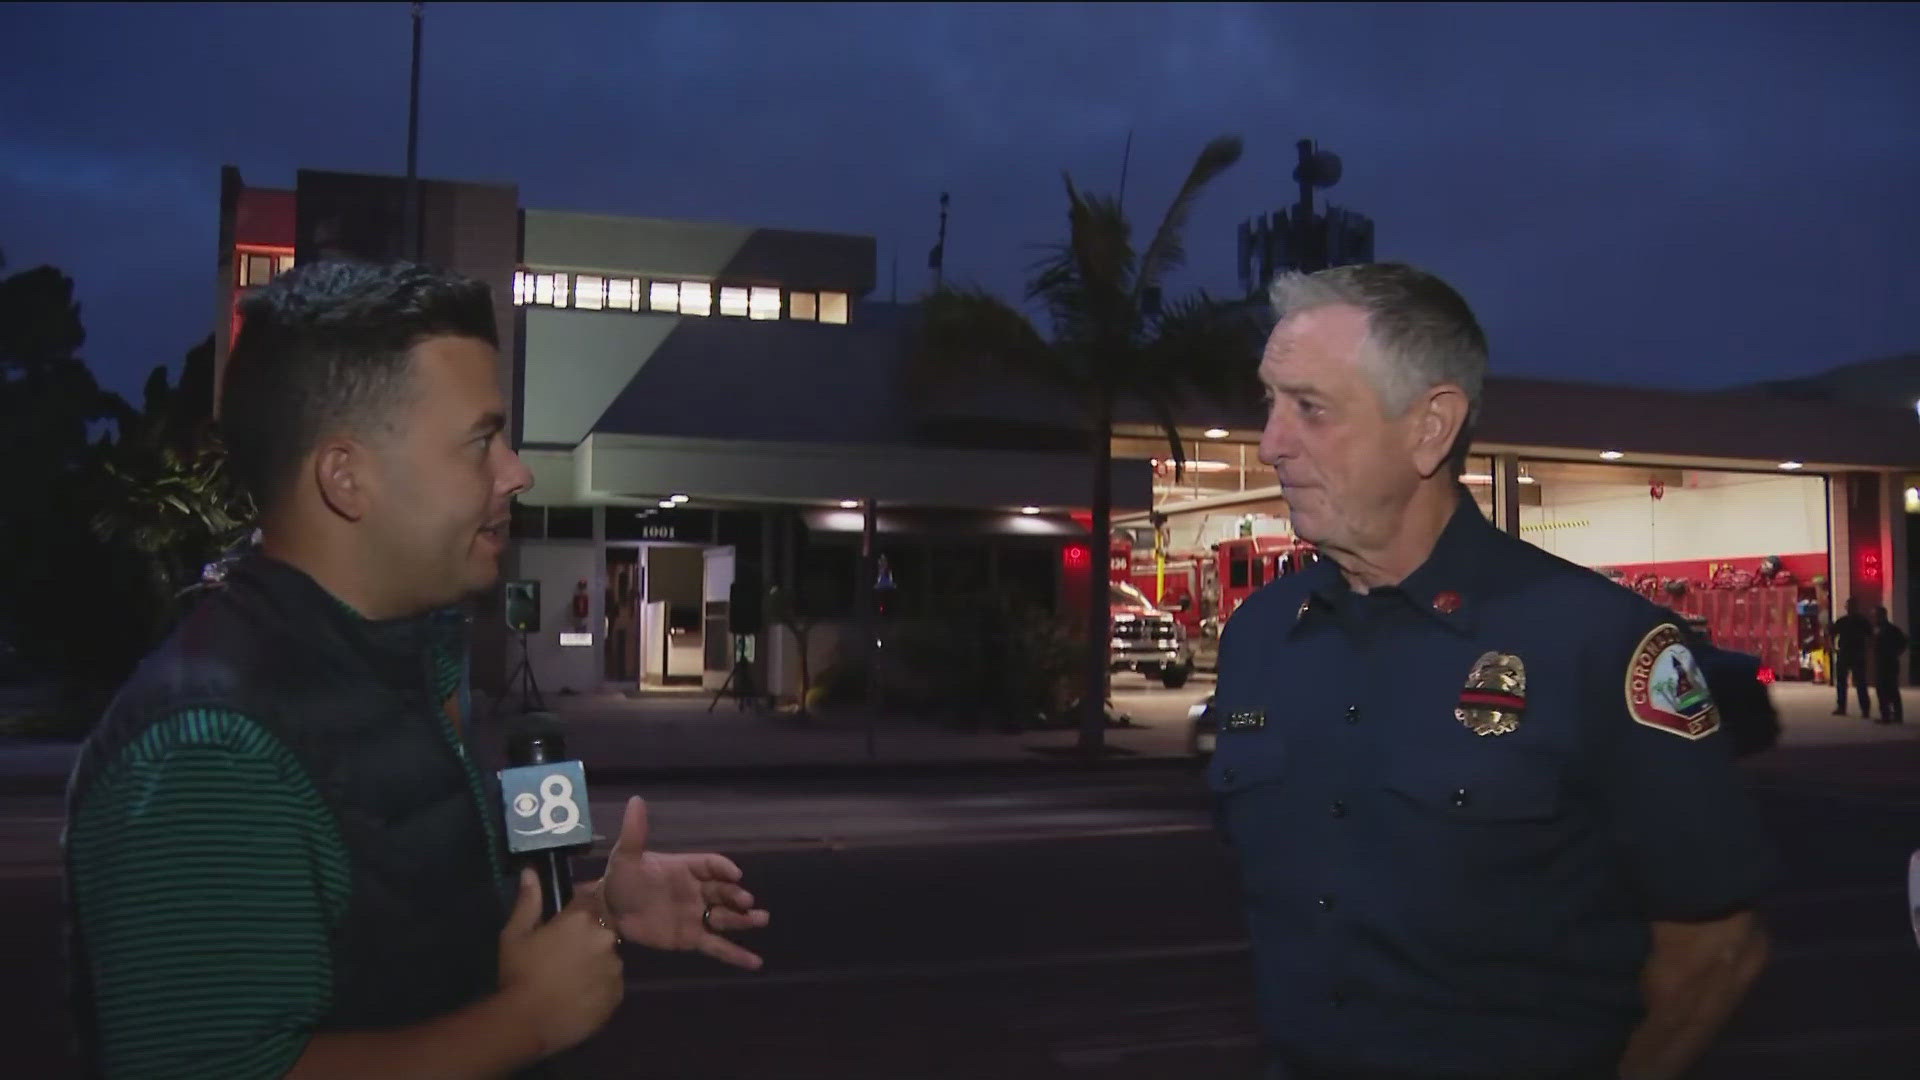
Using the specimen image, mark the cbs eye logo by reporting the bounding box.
[511,773,582,837]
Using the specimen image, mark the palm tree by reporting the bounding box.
[917,135,1263,755]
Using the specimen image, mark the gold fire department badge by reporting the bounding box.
[1455,651,1527,736]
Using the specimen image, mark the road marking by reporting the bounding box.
[624,940,1250,992]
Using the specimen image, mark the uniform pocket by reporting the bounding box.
[1380,759,1561,823]
[1205,722,1288,850]
[1372,754,1573,961]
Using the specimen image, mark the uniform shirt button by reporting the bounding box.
[1330,801,1347,818]
[1344,705,1360,724]
[1317,895,1336,912]
[1451,787,1472,808]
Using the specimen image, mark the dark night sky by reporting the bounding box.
[2,2,1916,400]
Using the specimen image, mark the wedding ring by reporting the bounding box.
[702,904,715,932]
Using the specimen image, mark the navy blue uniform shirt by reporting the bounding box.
[1210,488,1777,1076]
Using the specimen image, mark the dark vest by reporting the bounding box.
[66,555,510,1064]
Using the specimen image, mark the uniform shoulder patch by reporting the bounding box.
[1625,623,1719,739]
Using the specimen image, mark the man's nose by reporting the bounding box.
[501,447,535,497]
[1257,411,1295,468]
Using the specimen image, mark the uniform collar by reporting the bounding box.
[1292,485,1490,636]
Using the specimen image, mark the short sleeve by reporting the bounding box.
[66,710,343,1079]
[1591,616,1780,920]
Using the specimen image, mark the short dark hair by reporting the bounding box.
[220,260,498,513]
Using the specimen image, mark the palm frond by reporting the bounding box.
[1141,291,1268,407]
[915,286,1072,390]
[1133,136,1243,307]
[1030,175,1136,347]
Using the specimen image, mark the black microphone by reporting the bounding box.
[501,721,595,920]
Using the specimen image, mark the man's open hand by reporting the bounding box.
[600,796,771,970]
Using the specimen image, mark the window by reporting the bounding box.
[238,251,291,288]
[509,500,546,540]
[1228,550,1250,590]
[546,506,594,540]
[678,281,712,317]
[574,274,605,311]
[650,281,680,313]
[607,278,638,312]
[510,268,846,325]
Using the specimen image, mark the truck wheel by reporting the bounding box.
[1161,664,1192,689]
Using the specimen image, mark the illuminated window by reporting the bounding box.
[574,274,605,311]
[608,278,638,312]
[678,281,712,317]
[718,286,749,318]
[513,270,533,306]
[276,254,295,276]
[241,253,276,287]
[789,291,817,321]
[551,274,570,308]
[534,273,557,306]
[650,281,680,312]
[819,291,849,325]
[749,286,780,320]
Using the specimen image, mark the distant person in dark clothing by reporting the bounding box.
[1874,606,1907,725]
[1830,598,1873,717]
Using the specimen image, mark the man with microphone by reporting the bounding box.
[63,261,769,1078]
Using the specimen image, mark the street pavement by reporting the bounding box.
[3,678,1918,1077]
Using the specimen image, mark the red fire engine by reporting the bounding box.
[1111,533,1321,671]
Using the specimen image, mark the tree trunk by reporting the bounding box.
[795,622,813,717]
[1080,389,1114,757]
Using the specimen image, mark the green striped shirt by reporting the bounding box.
[66,611,497,1079]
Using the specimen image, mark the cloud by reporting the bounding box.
[0,1,1916,397]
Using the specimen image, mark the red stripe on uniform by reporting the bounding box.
[1458,691,1526,709]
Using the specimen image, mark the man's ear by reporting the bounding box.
[1408,384,1471,479]
[313,438,373,522]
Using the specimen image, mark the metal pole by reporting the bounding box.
[1293,139,1316,273]
[405,1,424,261]
[859,499,878,758]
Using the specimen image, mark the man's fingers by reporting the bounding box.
[697,934,765,972]
[611,796,650,856]
[704,906,771,932]
[502,867,542,938]
[693,853,744,882]
[703,882,756,912]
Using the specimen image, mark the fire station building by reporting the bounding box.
[212,165,1920,701]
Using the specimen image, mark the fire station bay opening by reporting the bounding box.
[1114,434,1835,682]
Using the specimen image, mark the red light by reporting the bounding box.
[1756,666,1775,685]
[1859,550,1882,583]
[1063,543,1090,568]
